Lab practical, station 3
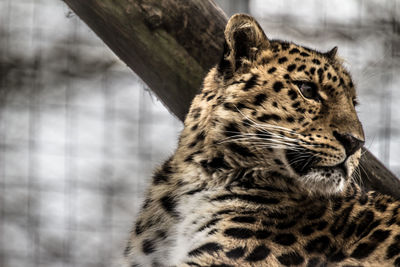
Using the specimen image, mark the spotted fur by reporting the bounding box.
[124,14,400,267]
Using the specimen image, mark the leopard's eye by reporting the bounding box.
[294,81,319,101]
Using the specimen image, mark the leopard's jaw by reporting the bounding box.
[300,167,347,195]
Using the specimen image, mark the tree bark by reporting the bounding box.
[63,0,227,121]
[62,0,400,199]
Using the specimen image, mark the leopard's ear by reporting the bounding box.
[325,46,338,60]
[219,14,270,75]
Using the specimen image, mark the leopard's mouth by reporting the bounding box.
[309,162,347,178]
[286,149,348,178]
[286,148,349,194]
[285,148,320,175]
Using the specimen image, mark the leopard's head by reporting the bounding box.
[181,14,364,195]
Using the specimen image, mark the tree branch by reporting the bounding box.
[62,0,400,198]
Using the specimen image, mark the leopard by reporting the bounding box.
[124,14,400,267]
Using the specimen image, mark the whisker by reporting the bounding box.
[357,162,370,188]
[219,132,300,146]
[220,131,321,149]
[220,138,301,150]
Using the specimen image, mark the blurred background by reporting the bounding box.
[0,0,399,266]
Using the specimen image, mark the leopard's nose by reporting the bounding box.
[333,131,365,157]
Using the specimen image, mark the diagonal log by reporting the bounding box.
[62,0,400,198]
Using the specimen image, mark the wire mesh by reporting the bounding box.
[0,1,182,266]
[0,0,399,266]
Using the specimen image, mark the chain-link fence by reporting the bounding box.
[0,0,399,266]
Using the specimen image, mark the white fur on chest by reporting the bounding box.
[167,190,219,265]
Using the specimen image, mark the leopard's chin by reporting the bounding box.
[300,165,347,195]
